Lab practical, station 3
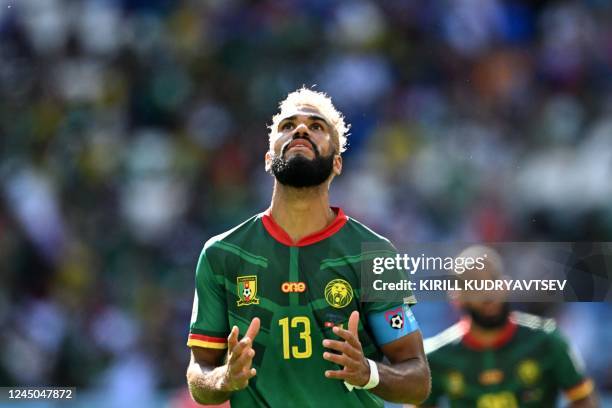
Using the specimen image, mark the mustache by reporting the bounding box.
[281,136,318,157]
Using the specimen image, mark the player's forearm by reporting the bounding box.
[186,362,232,405]
[371,358,431,404]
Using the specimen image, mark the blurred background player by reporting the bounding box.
[420,246,597,408]
[185,88,430,407]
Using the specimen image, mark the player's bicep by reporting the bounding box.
[191,345,226,368]
[369,303,425,363]
[379,329,426,364]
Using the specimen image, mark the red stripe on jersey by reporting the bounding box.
[188,333,226,343]
[262,207,348,247]
[462,317,518,350]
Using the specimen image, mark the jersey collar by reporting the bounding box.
[261,207,348,247]
[461,316,518,350]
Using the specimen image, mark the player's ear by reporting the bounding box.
[333,154,342,176]
[265,151,272,173]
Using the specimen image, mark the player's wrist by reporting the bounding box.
[345,358,380,391]
[218,364,236,392]
[357,357,371,387]
[354,359,380,390]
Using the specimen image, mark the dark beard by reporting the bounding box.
[271,148,335,188]
[465,303,510,329]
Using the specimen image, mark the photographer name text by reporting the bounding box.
[373,279,568,292]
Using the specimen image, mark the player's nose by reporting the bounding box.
[293,122,309,134]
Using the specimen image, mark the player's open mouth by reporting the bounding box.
[285,139,315,154]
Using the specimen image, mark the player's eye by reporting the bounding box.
[310,123,323,131]
[281,122,294,131]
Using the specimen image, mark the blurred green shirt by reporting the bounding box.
[423,312,593,408]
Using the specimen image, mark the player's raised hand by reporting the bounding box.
[322,310,371,387]
[222,317,260,392]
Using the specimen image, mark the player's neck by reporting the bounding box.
[468,320,509,346]
[269,182,336,243]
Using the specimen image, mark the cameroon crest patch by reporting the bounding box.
[237,275,260,306]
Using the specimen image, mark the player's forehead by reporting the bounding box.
[277,104,331,125]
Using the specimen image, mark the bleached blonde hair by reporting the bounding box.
[456,245,504,277]
[268,87,350,153]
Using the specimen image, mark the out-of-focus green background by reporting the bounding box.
[0,0,611,406]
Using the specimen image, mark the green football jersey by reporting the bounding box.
[423,312,593,408]
[187,208,416,407]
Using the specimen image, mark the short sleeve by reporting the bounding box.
[360,243,417,316]
[187,246,230,349]
[550,330,593,401]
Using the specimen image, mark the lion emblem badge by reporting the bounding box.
[324,279,353,309]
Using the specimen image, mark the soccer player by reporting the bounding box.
[185,88,430,407]
[421,246,597,408]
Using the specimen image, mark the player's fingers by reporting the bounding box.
[245,317,261,341]
[230,365,257,384]
[324,369,349,380]
[332,326,361,350]
[246,367,257,379]
[228,337,252,364]
[228,374,249,391]
[230,347,255,374]
[322,352,355,368]
[322,339,361,360]
[322,339,347,353]
[227,325,239,351]
[348,310,359,336]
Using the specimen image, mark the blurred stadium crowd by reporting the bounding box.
[1,0,611,406]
